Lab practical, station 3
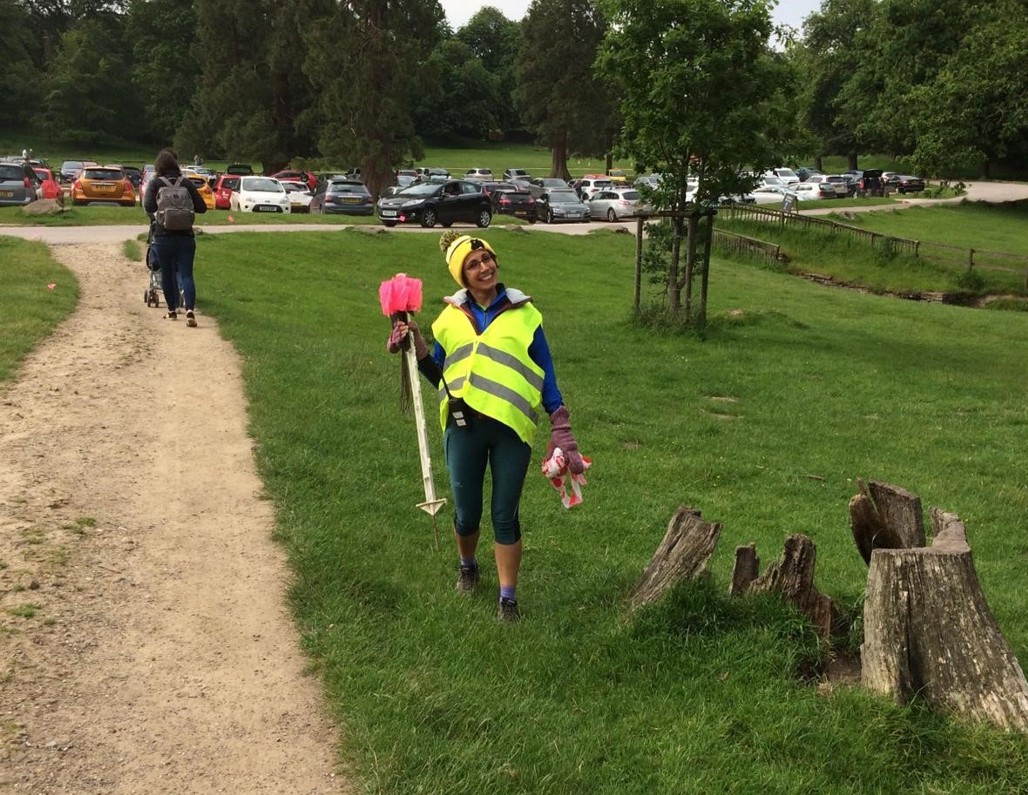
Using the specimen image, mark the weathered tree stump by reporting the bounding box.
[850,479,926,565]
[630,507,721,610]
[862,508,1028,731]
[731,534,841,638]
[729,543,759,595]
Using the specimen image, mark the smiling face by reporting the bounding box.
[462,247,498,301]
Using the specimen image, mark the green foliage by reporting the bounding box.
[514,0,617,176]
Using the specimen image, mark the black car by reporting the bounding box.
[309,178,374,215]
[121,165,143,191]
[889,174,926,194]
[490,183,538,223]
[376,179,491,228]
[536,188,590,223]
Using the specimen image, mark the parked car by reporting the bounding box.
[282,181,314,213]
[120,165,143,191]
[0,160,41,206]
[793,181,834,201]
[502,167,531,182]
[32,166,62,200]
[464,167,494,181]
[58,159,96,184]
[771,167,801,186]
[889,174,926,194]
[795,166,823,182]
[309,178,374,215]
[271,169,316,191]
[181,170,217,210]
[71,164,136,206]
[536,188,590,223]
[490,183,537,223]
[527,177,570,199]
[573,175,613,201]
[376,179,491,228]
[225,163,255,176]
[139,164,156,204]
[586,187,646,221]
[414,167,450,181]
[212,174,240,210]
[229,176,291,214]
[750,185,798,204]
[823,174,856,197]
[857,169,885,197]
[606,169,629,184]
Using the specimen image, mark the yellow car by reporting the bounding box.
[181,170,216,210]
[71,164,136,207]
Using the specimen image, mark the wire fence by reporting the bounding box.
[717,204,1028,289]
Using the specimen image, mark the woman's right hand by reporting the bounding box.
[387,318,429,359]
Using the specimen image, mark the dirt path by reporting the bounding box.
[0,243,348,793]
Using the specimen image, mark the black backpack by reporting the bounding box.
[155,176,195,231]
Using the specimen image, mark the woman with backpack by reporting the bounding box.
[143,148,207,325]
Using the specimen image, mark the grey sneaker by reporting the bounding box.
[456,565,479,594]
[497,597,520,623]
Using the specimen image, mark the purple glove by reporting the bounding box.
[547,405,585,474]
[386,319,429,359]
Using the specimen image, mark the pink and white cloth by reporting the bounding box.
[541,447,592,508]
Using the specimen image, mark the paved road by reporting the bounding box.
[3,180,1026,245]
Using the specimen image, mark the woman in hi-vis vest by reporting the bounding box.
[387,232,585,622]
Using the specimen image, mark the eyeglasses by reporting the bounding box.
[464,251,495,271]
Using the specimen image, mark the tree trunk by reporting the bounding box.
[630,507,722,610]
[862,509,1028,731]
[551,127,570,181]
[682,213,698,323]
[850,479,926,565]
[731,534,841,638]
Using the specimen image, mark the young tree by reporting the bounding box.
[514,0,614,179]
[598,0,798,325]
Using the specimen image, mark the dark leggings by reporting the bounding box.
[444,414,532,545]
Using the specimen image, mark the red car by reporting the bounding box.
[212,174,241,210]
[33,167,62,200]
[270,169,316,190]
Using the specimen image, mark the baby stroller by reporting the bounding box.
[143,218,185,309]
[144,219,162,308]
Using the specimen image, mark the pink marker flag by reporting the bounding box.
[379,273,423,317]
[47,283,57,291]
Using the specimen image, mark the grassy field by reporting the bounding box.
[4,205,1028,793]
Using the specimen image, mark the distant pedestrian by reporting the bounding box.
[143,149,207,326]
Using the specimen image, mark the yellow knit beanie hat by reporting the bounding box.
[440,232,496,287]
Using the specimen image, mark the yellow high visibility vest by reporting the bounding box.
[432,301,545,443]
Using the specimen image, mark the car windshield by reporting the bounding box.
[243,178,283,192]
[0,165,25,180]
[549,190,580,202]
[221,178,239,190]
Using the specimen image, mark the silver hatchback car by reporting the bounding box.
[0,160,42,206]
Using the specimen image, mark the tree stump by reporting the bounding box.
[630,507,721,610]
[862,509,1028,731]
[731,534,841,638]
[850,479,926,565]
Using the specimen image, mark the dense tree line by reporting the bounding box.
[2,0,1026,188]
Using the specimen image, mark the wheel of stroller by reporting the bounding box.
[144,290,149,305]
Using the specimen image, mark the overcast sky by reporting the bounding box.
[438,0,823,34]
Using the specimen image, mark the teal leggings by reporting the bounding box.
[444,414,532,545]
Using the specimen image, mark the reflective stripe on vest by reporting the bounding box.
[432,302,544,443]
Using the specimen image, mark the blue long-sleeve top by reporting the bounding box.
[418,284,564,416]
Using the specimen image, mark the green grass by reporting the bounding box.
[0,238,78,384]
[7,207,1028,792]
[184,227,1028,793]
